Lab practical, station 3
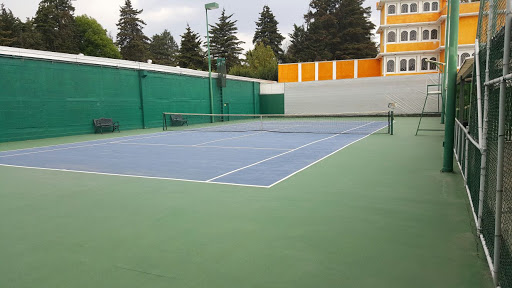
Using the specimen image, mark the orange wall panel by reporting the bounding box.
[301,63,316,82]
[387,13,440,24]
[336,61,354,79]
[387,41,440,52]
[318,62,333,81]
[459,16,478,45]
[460,2,480,14]
[440,50,445,63]
[357,59,382,78]
[278,64,298,83]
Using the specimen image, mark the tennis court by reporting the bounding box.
[0,115,390,187]
[0,118,494,288]
[0,45,496,287]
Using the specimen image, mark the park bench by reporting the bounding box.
[93,118,120,134]
[170,114,188,126]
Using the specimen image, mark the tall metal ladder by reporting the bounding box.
[415,83,445,135]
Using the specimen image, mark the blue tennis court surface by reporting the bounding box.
[0,122,387,187]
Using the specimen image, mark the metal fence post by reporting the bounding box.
[492,0,511,283]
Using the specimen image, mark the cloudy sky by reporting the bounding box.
[1,0,380,52]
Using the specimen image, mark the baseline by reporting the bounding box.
[0,163,269,188]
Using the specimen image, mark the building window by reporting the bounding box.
[388,31,396,42]
[421,58,428,70]
[461,52,471,65]
[409,59,416,71]
[430,57,437,70]
[401,31,409,41]
[388,4,396,14]
[431,29,438,40]
[410,3,418,12]
[423,30,430,40]
[387,60,395,72]
[432,2,439,11]
[402,4,409,13]
[424,2,431,12]
[410,30,417,41]
[400,59,407,71]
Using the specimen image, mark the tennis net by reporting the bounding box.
[162,112,394,135]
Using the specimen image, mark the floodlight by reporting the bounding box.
[205,2,219,10]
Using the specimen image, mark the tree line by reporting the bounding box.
[0,0,377,81]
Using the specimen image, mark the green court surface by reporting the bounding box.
[0,117,494,288]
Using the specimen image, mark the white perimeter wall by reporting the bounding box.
[260,83,285,95]
[284,74,441,115]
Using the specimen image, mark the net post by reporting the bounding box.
[390,111,394,135]
[388,111,390,134]
[163,113,166,131]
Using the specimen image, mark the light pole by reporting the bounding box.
[442,0,459,173]
[205,2,219,122]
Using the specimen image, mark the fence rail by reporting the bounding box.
[456,0,512,286]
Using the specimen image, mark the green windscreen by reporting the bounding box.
[0,56,261,142]
[260,94,284,114]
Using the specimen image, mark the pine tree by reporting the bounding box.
[178,25,206,70]
[284,24,308,62]
[286,0,377,62]
[116,0,150,61]
[149,29,179,66]
[253,5,285,59]
[207,9,244,70]
[76,15,121,59]
[0,4,22,47]
[33,0,78,53]
[336,0,377,59]
[303,0,340,61]
[17,18,44,50]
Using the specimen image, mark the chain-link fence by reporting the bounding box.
[454,0,512,286]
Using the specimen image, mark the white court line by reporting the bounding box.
[0,133,191,158]
[0,142,114,158]
[109,130,195,144]
[0,130,191,155]
[206,121,379,183]
[0,129,229,158]
[268,124,385,188]
[117,142,291,151]
[194,131,266,146]
[206,134,340,182]
[0,130,266,158]
[0,164,271,188]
